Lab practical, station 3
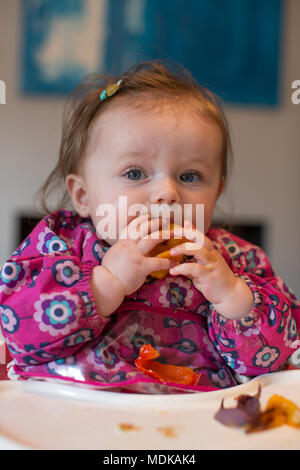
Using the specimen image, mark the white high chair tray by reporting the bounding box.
[0,370,299,450]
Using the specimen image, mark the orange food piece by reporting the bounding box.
[247,393,300,433]
[265,394,300,428]
[149,224,189,279]
[135,344,200,386]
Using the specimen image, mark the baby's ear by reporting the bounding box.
[65,173,90,217]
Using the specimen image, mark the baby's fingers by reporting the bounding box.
[170,244,216,265]
[120,214,170,242]
[137,229,173,255]
[169,262,211,277]
[147,256,178,275]
[173,220,211,249]
[119,212,150,240]
[170,241,202,254]
[136,217,170,241]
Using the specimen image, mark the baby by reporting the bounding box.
[0,62,299,393]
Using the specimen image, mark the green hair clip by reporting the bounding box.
[100,79,123,101]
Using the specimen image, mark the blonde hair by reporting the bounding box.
[36,60,232,216]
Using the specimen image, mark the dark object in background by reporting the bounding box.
[16,214,266,251]
[17,215,41,248]
[212,220,265,250]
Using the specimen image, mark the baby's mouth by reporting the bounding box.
[146,203,184,227]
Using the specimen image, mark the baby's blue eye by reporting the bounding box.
[180,172,201,183]
[123,167,147,180]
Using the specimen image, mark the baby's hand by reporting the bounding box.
[101,213,177,296]
[169,221,254,320]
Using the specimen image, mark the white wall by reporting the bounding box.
[0,0,299,297]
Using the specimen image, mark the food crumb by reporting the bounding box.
[157,426,178,438]
[118,423,141,432]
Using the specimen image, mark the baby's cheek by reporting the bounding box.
[93,212,119,243]
[116,214,138,240]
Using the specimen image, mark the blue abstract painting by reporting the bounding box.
[21,0,106,94]
[22,0,282,105]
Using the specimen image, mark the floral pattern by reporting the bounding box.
[52,259,81,287]
[33,291,80,336]
[0,304,19,333]
[4,337,26,356]
[129,326,161,356]
[238,313,261,336]
[253,345,280,368]
[159,277,194,308]
[12,236,31,257]
[63,329,94,348]
[37,227,67,254]
[283,315,298,347]
[0,210,299,393]
[0,261,30,295]
[208,369,234,388]
[86,341,120,371]
[92,240,106,262]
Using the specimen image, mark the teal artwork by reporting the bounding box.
[22,0,282,105]
[21,0,105,94]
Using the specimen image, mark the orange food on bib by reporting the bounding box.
[149,223,188,279]
[135,344,200,386]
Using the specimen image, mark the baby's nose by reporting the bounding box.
[150,178,180,206]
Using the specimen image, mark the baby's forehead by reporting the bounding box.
[89,92,218,139]
[83,94,224,172]
[95,93,188,122]
[115,91,213,117]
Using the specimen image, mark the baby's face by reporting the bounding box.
[68,100,224,244]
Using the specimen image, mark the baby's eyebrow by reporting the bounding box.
[179,156,213,169]
[118,151,213,170]
[119,151,151,159]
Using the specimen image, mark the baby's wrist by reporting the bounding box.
[212,277,254,320]
[91,265,125,317]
